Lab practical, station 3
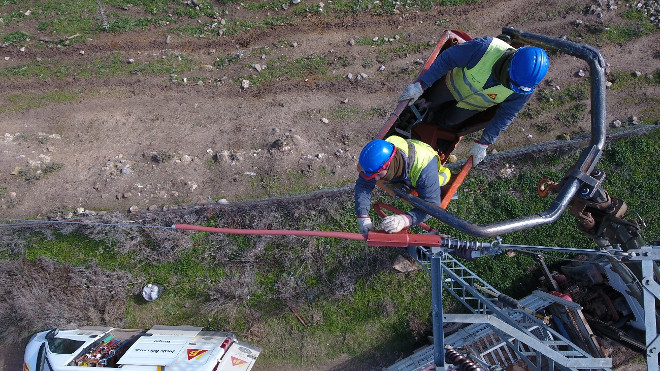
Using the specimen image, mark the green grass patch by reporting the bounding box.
[1,90,80,112]
[0,51,197,79]
[25,232,136,270]
[1,30,31,44]
[241,54,330,86]
[608,69,660,90]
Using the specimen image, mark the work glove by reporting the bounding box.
[381,214,411,233]
[468,141,488,166]
[357,216,373,235]
[398,82,424,106]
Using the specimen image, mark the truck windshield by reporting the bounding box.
[48,338,85,354]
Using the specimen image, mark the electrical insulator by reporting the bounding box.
[445,346,485,371]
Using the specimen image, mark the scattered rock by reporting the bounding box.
[392,255,418,273]
[241,79,250,90]
[610,119,622,128]
[628,116,639,126]
[499,163,515,178]
[128,205,139,213]
[576,69,586,77]
[320,117,329,124]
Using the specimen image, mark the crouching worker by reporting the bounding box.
[355,135,451,234]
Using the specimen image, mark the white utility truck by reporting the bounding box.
[24,325,260,370]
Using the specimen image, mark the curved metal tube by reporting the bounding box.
[389,28,608,238]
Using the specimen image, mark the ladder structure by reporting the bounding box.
[388,246,613,371]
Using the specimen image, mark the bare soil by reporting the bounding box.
[0,0,658,369]
[1,0,658,220]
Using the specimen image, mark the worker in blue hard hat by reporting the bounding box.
[398,35,550,165]
[355,136,451,234]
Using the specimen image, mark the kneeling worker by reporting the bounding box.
[355,136,451,234]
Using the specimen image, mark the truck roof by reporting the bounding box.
[24,325,261,370]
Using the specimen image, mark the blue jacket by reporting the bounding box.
[354,151,440,226]
[419,36,532,145]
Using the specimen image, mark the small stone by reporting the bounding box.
[241,79,250,90]
[392,255,418,273]
[127,58,135,64]
[346,73,353,81]
[122,192,132,198]
[610,119,622,128]
[321,117,329,124]
[348,39,355,46]
[79,50,85,55]
[129,205,139,213]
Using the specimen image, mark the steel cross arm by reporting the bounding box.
[495,242,628,258]
[443,314,613,370]
[624,245,660,261]
[639,246,660,371]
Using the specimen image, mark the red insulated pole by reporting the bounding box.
[174,224,367,241]
[174,224,446,248]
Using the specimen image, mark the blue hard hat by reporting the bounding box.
[509,46,549,95]
[359,139,396,179]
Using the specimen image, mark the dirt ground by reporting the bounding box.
[0,0,658,369]
[1,0,658,220]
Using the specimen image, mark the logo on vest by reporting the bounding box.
[487,93,497,100]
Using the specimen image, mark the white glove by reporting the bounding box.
[398,82,424,105]
[357,216,373,235]
[468,141,488,165]
[381,214,411,233]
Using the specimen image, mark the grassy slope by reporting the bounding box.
[2,128,658,367]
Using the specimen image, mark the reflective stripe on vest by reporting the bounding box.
[446,38,514,111]
[385,136,450,188]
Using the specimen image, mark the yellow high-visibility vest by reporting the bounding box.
[446,38,514,111]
